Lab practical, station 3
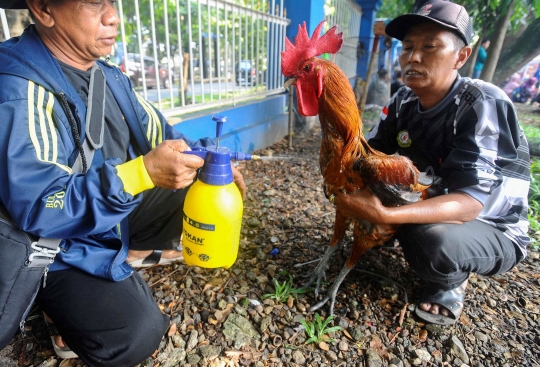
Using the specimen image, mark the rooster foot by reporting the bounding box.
[308,263,353,315]
[303,244,340,297]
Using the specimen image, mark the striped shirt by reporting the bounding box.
[367,75,531,256]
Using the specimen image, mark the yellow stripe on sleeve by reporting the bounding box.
[115,155,155,196]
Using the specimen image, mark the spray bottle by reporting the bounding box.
[182,116,258,268]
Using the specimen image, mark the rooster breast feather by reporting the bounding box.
[354,155,433,207]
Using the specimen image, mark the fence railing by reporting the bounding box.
[1,0,361,117]
[324,0,362,79]
[115,0,289,117]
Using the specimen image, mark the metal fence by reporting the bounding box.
[324,0,362,79]
[1,0,361,117]
[115,0,289,117]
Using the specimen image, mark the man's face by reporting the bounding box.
[43,0,119,65]
[399,22,463,94]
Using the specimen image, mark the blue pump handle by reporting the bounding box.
[212,115,227,139]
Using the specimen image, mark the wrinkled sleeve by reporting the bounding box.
[442,98,521,204]
[0,95,142,240]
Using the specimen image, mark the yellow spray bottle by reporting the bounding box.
[182,116,249,268]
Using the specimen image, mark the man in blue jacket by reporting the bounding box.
[0,0,246,365]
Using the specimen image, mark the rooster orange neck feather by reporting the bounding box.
[317,60,374,172]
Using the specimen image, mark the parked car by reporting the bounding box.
[235,60,257,86]
[119,53,172,89]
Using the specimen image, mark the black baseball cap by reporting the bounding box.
[385,0,472,46]
[0,0,27,9]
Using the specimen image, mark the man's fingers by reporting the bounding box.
[167,139,191,152]
[180,153,205,169]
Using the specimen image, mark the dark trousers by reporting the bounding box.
[398,219,523,291]
[128,186,188,250]
[36,269,169,367]
[36,186,189,366]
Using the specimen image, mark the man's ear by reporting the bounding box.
[26,0,55,28]
[455,45,472,70]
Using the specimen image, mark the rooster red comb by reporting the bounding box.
[281,20,343,77]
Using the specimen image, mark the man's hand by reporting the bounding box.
[335,189,387,223]
[143,140,204,190]
[232,165,247,200]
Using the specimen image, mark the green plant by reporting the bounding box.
[300,313,343,344]
[262,272,310,303]
[528,159,540,251]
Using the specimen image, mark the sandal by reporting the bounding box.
[43,313,78,359]
[128,249,183,268]
[414,280,468,326]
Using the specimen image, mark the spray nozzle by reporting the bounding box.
[184,148,260,161]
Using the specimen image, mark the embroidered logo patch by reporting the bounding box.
[397,130,412,147]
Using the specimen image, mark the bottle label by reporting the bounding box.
[183,213,215,231]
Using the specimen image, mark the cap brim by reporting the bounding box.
[386,13,461,42]
[0,0,27,9]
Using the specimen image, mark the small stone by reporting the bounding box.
[450,336,470,365]
[186,330,198,351]
[186,353,200,365]
[287,296,294,309]
[474,331,490,343]
[338,341,349,351]
[365,348,383,367]
[199,345,221,360]
[414,348,431,362]
[319,341,330,351]
[292,350,306,364]
[325,350,338,361]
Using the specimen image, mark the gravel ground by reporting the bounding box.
[2,123,540,367]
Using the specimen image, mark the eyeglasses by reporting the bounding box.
[78,0,118,14]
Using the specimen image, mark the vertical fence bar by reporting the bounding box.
[232,3,236,104]
[188,0,195,104]
[176,0,186,106]
[197,0,204,103]
[0,9,9,40]
[134,0,147,99]
[216,2,222,99]
[149,0,162,110]
[118,0,128,75]
[250,0,254,90]
[207,0,213,101]
[164,0,174,108]
[224,2,229,97]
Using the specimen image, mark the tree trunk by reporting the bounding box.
[480,0,516,83]
[461,36,483,78]
[493,17,540,86]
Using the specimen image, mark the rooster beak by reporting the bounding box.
[284,77,297,89]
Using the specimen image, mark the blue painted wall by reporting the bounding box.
[172,94,289,154]
[284,0,325,42]
[356,0,383,79]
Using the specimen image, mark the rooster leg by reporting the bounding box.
[308,263,353,315]
[303,242,341,297]
[303,210,349,297]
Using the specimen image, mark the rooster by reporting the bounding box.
[282,21,432,314]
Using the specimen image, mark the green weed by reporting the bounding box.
[300,314,343,344]
[529,159,540,251]
[262,272,310,303]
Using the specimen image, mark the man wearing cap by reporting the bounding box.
[0,0,246,364]
[335,0,530,325]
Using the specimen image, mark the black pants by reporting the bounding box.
[398,219,523,291]
[36,186,189,366]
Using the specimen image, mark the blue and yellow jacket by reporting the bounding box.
[0,25,209,281]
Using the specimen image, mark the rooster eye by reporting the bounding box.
[303,64,311,72]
